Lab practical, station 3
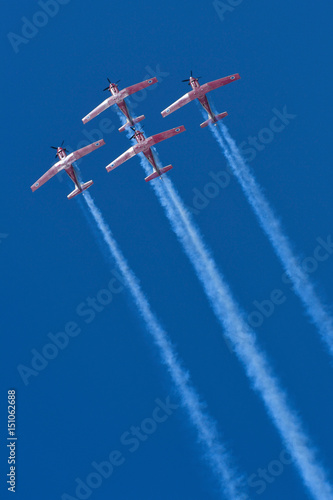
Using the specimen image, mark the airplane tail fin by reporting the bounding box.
[200,111,228,128]
[145,164,173,182]
[118,115,145,132]
[67,180,93,200]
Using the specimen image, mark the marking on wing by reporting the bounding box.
[166,108,170,113]
[230,76,235,80]
[175,128,180,132]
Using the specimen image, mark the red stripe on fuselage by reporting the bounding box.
[117,100,133,125]
[65,165,80,190]
[143,149,160,175]
[198,95,214,120]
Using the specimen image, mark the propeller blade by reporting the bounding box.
[50,146,58,150]
[61,140,64,147]
[103,77,112,90]
[191,70,193,77]
[115,80,121,84]
[182,79,190,82]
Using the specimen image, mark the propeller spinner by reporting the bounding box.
[182,71,201,83]
[50,140,67,158]
[103,78,121,91]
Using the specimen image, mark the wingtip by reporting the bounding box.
[82,115,91,124]
[93,139,105,147]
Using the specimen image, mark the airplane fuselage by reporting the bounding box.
[108,83,133,126]
[109,83,120,95]
[133,132,160,175]
[57,148,67,160]
[142,149,159,174]
[189,77,215,122]
[56,148,81,190]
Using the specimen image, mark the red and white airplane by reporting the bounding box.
[82,77,158,132]
[31,140,105,199]
[161,72,240,128]
[106,126,186,182]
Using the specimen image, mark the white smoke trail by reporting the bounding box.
[212,120,333,358]
[81,191,247,500]
[115,110,333,498]
[131,152,333,500]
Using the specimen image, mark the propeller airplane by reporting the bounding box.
[105,126,185,182]
[31,140,105,199]
[161,72,240,128]
[82,77,158,132]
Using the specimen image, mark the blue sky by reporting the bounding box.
[2,0,333,499]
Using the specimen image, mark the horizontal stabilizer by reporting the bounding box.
[133,115,145,125]
[118,122,130,133]
[145,164,173,182]
[118,115,145,132]
[67,180,93,200]
[200,111,228,128]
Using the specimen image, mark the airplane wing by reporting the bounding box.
[106,147,137,172]
[31,162,63,192]
[161,93,196,118]
[72,140,105,160]
[149,126,186,146]
[200,73,240,94]
[120,77,158,99]
[82,97,119,124]
[83,79,158,123]
[31,140,105,192]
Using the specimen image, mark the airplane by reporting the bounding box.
[82,77,158,132]
[105,126,186,182]
[161,72,240,128]
[31,140,105,199]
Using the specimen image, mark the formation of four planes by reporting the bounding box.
[31,72,240,199]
